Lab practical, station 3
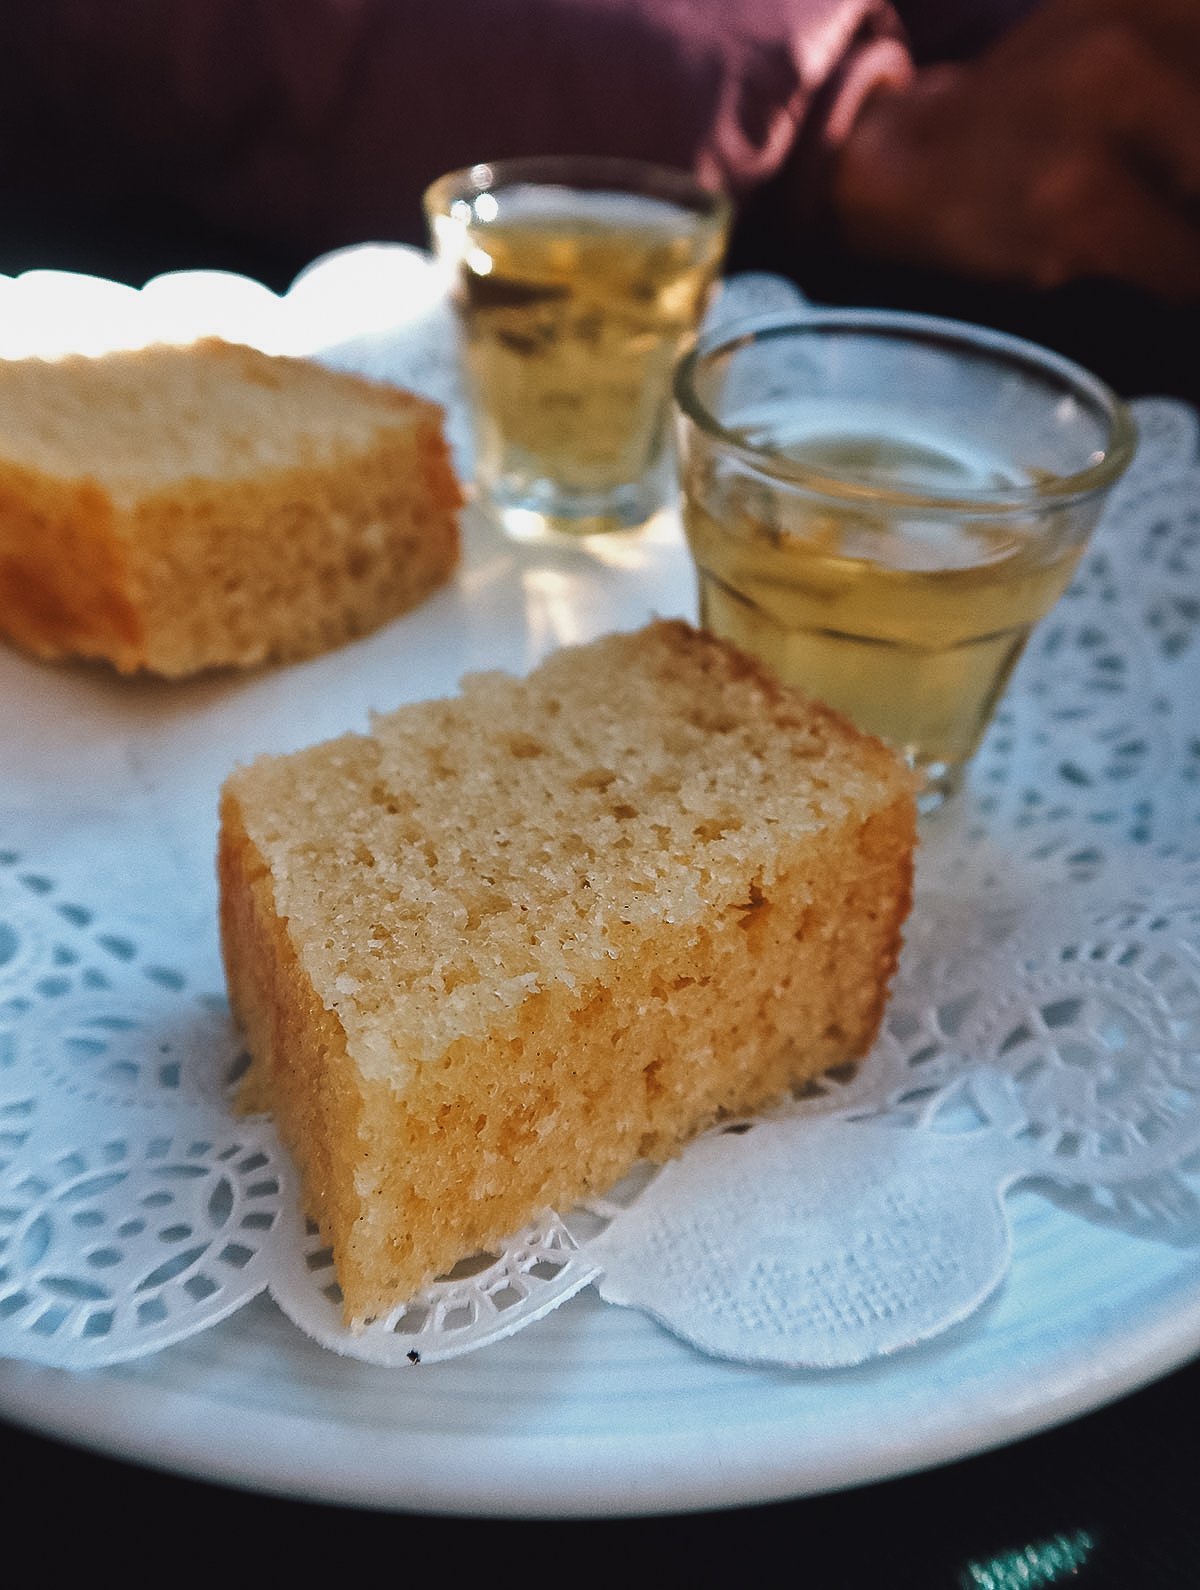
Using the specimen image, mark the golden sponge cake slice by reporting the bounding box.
[218,619,917,1324]
[0,337,461,676]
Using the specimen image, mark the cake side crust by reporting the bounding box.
[0,462,145,665]
[218,786,369,1266]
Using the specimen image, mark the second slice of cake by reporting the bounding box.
[0,338,462,676]
[218,620,917,1325]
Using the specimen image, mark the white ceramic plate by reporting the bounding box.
[2,255,1198,1518]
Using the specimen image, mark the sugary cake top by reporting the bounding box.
[226,621,915,1078]
[0,337,431,499]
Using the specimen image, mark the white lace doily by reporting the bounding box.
[1,248,1198,1371]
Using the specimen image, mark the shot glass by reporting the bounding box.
[673,310,1137,812]
[425,156,731,539]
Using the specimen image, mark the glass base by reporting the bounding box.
[480,473,668,541]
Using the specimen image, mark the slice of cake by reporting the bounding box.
[0,337,461,675]
[218,619,917,1325]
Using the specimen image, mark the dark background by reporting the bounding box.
[3,196,1199,1587]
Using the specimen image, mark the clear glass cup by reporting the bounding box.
[673,310,1138,812]
[425,156,731,539]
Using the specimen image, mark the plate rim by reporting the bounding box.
[3,1279,1200,1518]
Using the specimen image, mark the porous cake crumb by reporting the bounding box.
[218,619,917,1324]
[0,337,461,675]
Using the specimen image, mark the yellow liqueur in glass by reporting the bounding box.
[427,159,730,537]
[674,317,1136,810]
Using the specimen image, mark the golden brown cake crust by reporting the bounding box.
[0,338,463,676]
[218,620,918,1325]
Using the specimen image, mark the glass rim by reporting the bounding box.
[422,155,733,226]
[672,308,1139,514]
